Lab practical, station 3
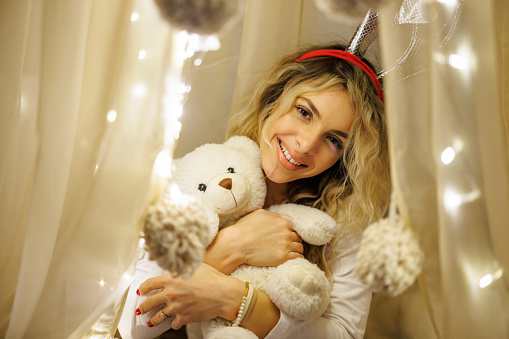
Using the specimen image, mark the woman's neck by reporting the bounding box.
[264,178,288,208]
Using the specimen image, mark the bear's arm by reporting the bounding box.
[264,232,372,339]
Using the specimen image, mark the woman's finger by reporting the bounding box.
[148,308,174,327]
[138,275,172,295]
[138,291,168,315]
[289,231,303,243]
[170,314,187,330]
[290,241,304,254]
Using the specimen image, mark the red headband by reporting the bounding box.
[295,49,384,101]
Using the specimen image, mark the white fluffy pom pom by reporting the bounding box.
[143,196,210,278]
[313,0,387,20]
[154,0,242,35]
[355,214,424,297]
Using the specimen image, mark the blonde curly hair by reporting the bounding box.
[226,44,391,274]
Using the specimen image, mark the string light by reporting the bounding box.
[448,53,467,70]
[138,50,147,59]
[154,149,173,179]
[131,12,139,22]
[132,83,147,97]
[177,83,188,94]
[107,110,117,122]
[436,0,458,6]
[205,35,221,50]
[479,269,503,288]
[441,146,456,164]
[444,189,462,209]
[444,188,481,210]
[185,48,195,58]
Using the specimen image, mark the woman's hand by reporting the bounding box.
[136,263,245,329]
[204,209,304,274]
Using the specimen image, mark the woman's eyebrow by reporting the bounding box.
[301,97,349,139]
[334,129,349,139]
[301,97,320,117]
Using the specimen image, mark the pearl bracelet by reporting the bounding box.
[231,281,254,327]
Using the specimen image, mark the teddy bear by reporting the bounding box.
[143,135,339,338]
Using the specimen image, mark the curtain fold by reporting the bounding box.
[0,0,174,337]
[379,0,509,337]
[2,0,507,338]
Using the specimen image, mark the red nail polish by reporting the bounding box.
[136,289,140,295]
[147,321,154,327]
[135,308,141,315]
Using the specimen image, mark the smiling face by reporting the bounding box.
[260,89,355,184]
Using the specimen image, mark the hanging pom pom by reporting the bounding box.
[153,0,242,35]
[143,194,210,278]
[355,192,424,296]
[313,0,387,21]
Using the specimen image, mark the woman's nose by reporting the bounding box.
[296,129,320,154]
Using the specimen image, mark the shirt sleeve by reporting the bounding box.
[117,250,174,339]
[265,232,372,339]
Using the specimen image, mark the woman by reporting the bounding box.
[118,43,390,339]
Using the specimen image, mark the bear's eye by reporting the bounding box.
[227,167,235,173]
[198,183,207,192]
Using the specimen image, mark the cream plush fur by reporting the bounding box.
[154,136,339,338]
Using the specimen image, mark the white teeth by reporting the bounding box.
[279,141,302,166]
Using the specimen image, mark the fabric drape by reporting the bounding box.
[377,0,509,337]
[0,0,167,337]
[1,0,507,338]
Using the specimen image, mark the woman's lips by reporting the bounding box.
[277,139,307,170]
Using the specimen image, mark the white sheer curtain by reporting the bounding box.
[372,0,509,338]
[2,0,507,338]
[0,0,171,337]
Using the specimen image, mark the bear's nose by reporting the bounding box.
[219,178,233,190]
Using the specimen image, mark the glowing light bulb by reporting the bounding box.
[138,50,146,59]
[154,149,173,179]
[194,58,202,66]
[441,146,456,164]
[205,35,221,51]
[185,48,195,58]
[122,272,133,282]
[479,269,503,288]
[107,110,117,122]
[174,121,182,135]
[99,280,105,286]
[444,188,481,211]
[444,189,462,209]
[437,0,457,5]
[479,274,493,288]
[449,54,467,70]
[177,83,187,93]
[132,84,147,97]
[131,12,139,21]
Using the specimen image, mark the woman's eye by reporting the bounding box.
[227,167,235,173]
[296,106,311,119]
[198,183,207,192]
[327,136,343,150]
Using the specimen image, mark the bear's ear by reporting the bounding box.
[223,136,260,162]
